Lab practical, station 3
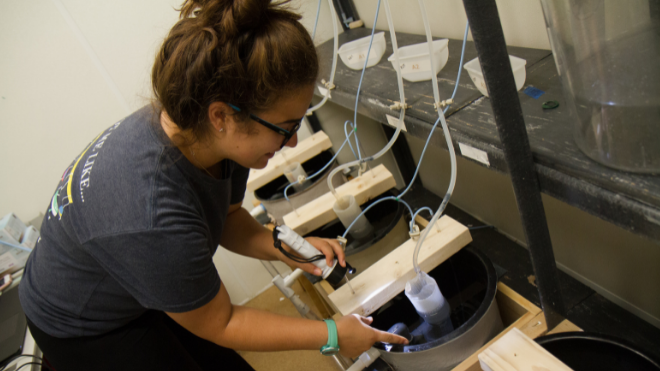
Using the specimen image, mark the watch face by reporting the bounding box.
[320,346,339,356]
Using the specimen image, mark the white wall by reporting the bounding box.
[0,0,180,222]
[355,0,550,50]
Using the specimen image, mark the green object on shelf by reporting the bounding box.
[542,100,560,110]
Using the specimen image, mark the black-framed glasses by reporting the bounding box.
[228,104,301,149]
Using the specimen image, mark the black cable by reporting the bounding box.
[272,227,326,264]
[16,362,52,371]
[1,355,43,371]
[277,247,326,264]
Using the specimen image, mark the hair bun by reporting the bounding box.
[180,0,276,39]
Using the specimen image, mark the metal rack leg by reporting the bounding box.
[462,0,566,329]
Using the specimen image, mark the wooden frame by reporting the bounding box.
[282,164,396,235]
[478,328,574,371]
[313,279,581,371]
[452,283,581,371]
[327,215,472,317]
[246,131,332,192]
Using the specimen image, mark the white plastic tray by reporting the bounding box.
[338,32,386,70]
[388,39,449,82]
[463,55,527,97]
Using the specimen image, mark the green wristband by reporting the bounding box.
[320,319,339,356]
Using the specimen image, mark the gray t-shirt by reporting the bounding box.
[19,106,249,338]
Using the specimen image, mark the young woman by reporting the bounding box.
[19,0,407,370]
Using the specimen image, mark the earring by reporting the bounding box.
[218,128,224,133]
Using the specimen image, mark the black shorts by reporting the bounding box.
[26,311,255,371]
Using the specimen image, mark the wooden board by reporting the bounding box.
[298,276,332,320]
[452,283,580,371]
[495,284,542,326]
[282,164,396,235]
[327,215,472,317]
[547,319,582,335]
[452,282,541,371]
[478,327,574,371]
[246,131,332,192]
[314,280,341,315]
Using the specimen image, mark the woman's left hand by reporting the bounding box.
[284,237,346,276]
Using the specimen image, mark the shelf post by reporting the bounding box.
[462,0,566,329]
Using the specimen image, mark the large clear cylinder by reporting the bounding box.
[332,195,374,240]
[540,0,660,173]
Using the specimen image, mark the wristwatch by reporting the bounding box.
[320,319,340,356]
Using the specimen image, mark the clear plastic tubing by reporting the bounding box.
[283,162,308,192]
[418,0,441,106]
[307,0,339,115]
[411,0,458,275]
[326,0,407,199]
[333,195,374,240]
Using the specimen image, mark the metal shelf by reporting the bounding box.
[314,28,660,242]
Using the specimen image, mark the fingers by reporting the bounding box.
[377,331,409,345]
[321,241,334,267]
[297,262,322,276]
[325,238,346,267]
[305,237,337,267]
[359,316,373,325]
[277,246,323,276]
[305,237,347,268]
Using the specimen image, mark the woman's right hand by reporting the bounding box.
[335,314,408,358]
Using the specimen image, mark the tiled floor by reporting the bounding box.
[237,280,344,371]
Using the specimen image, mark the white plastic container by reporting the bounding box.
[283,162,308,192]
[338,32,386,70]
[20,226,40,250]
[0,213,26,242]
[405,271,453,337]
[463,55,527,97]
[387,39,449,82]
[332,195,374,240]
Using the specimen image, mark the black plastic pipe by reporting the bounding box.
[462,0,565,329]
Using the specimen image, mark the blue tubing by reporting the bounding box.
[311,0,322,40]
[443,21,469,114]
[344,120,359,161]
[284,129,356,203]
[341,196,414,239]
[410,207,434,230]
[352,0,382,160]
[0,239,33,252]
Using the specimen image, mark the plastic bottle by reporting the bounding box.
[405,271,453,340]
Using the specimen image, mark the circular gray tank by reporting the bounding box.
[305,189,404,256]
[371,247,503,371]
[254,150,345,225]
[536,332,660,371]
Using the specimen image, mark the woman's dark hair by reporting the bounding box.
[152,0,318,142]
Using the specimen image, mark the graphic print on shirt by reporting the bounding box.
[48,121,122,220]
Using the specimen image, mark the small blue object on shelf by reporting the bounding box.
[523,86,545,99]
